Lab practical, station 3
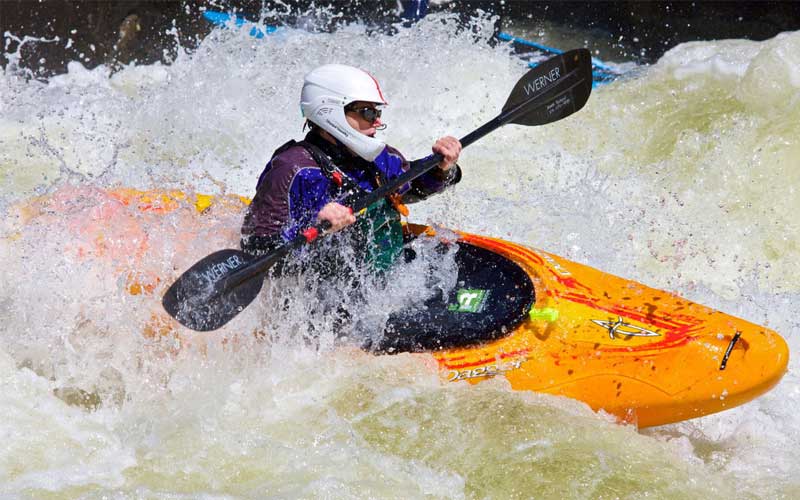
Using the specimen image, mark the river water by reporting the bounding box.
[1,11,799,499]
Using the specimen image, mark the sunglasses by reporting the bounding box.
[345,105,382,122]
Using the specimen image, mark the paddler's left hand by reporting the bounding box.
[432,136,462,171]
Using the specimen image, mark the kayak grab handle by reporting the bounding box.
[529,307,559,322]
[719,330,742,370]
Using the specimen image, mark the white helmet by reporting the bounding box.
[300,64,388,161]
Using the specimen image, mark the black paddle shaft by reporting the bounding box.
[163,49,593,331]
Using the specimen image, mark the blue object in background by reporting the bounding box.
[496,32,623,86]
[400,0,429,23]
[202,10,278,38]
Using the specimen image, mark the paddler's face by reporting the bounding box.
[345,101,383,138]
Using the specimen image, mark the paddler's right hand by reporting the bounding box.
[317,202,356,233]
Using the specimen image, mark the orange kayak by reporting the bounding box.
[12,187,788,428]
[417,225,788,427]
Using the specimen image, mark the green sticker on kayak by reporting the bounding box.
[449,289,490,313]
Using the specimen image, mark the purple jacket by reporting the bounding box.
[241,131,460,250]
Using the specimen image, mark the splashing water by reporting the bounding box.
[1,11,799,498]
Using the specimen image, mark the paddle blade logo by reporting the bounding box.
[200,254,245,286]
[449,288,489,313]
[523,67,561,96]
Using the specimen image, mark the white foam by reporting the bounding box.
[1,13,799,497]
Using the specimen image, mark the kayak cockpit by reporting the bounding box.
[373,242,535,353]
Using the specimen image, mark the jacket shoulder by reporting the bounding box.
[270,143,318,171]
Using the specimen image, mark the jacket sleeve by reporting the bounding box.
[403,156,462,203]
[376,146,462,204]
[242,146,330,246]
[283,167,331,241]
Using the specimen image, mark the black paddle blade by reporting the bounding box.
[502,48,593,126]
[162,249,263,332]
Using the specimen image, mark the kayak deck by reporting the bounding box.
[424,227,789,427]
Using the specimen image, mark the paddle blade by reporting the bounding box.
[502,48,593,126]
[162,249,264,332]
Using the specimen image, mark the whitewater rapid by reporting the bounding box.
[1,12,799,498]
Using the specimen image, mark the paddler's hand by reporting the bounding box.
[318,202,356,233]
[432,136,462,171]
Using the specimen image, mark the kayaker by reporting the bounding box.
[240,63,462,276]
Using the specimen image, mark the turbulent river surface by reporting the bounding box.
[1,11,799,499]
